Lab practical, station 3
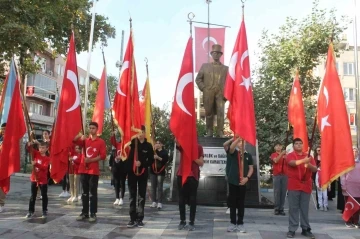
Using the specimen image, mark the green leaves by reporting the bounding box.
[0,0,116,79]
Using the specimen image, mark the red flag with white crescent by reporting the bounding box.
[170,37,198,185]
[194,27,225,72]
[224,17,256,145]
[50,32,82,183]
[112,32,141,160]
[317,43,354,189]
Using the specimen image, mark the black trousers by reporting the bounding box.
[114,172,127,199]
[81,174,99,215]
[177,176,199,223]
[228,183,246,225]
[128,173,147,221]
[62,173,70,191]
[29,182,48,213]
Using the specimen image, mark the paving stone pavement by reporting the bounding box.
[0,176,359,239]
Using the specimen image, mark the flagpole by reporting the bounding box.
[83,0,97,131]
[353,0,360,147]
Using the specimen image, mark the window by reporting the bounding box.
[344,88,356,101]
[80,76,85,85]
[349,113,356,126]
[57,65,64,76]
[29,102,43,115]
[343,62,354,75]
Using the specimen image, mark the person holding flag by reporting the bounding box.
[223,136,253,233]
[286,138,317,238]
[149,139,169,210]
[340,147,360,228]
[126,125,154,228]
[74,122,106,223]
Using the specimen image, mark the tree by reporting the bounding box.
[0,0,116,80]
[253,0,349,170]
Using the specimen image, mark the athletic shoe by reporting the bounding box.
[227,224,237,232]
[0,206,4,213]
[150,202,157,208]
[279,210,286,216]
[67,197,73,203]
[25,212,34,219]
[137,220,144,228]
[226,208,230,214]
[71,197,78,203]
[188,222,195,231]
[157,203,162,209]
[88,213,97,223]
[114,199,120,205]
[287,231,295,238]
[301,229,315,239]
[354,223,360,229]
[178,221,186,230]
[324,207,328,212]
[41,211,47,219]
[274,209,280,215]
[78,195,82,200]
[237,224,246,233]
[59,192,65,197]
[345,222,355,228]
[76,213,89,221]
[64,191,71,197]
[319,206,324,211]
[119,198,124,206]
[127,220,137,228]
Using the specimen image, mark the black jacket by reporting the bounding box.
[109,149,127,174]
[126,138,154,177]
[149,149,169,176]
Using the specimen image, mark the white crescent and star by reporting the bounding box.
[86,147,97,158]
[345,201,355,211]
[65,70,81,112]
[175,73,193,116]
[117,61,129,97]
[229,52,238,80]
[202,37,217,56]
[320,86,331,132]
[239,50,251,91]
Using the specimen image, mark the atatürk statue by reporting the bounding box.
[195,44,228,137]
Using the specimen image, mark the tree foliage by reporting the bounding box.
[253,0,349,169]
[0,0,116,80]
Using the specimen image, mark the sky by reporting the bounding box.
[77,0,360,107]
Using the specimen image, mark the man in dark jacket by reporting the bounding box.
[126,125,154,228]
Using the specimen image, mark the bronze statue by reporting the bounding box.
[195,44,228,137]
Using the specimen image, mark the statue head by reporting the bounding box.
[210,44,223,62]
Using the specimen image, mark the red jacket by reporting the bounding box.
[74,137,106,175]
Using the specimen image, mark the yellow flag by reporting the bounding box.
[140,77,153,145]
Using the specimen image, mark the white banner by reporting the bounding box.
[200,147,227,176]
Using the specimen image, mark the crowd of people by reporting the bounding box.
[1,121,358,237]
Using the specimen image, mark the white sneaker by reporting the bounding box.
[59,192,65,198]
[150,202,157,208]
[64,191,71,197]
[71,197,78,203]
[319,206,324,211]
[226,208,230,214]
[119,198,124,206]
[78,195,82,200]
[237,224,246,233]
[324,206,328,212]
[227,223,237,232]
[114,199,120,205]
[0,206,4,213]
[67,197,73,202]
[157,203,163,209]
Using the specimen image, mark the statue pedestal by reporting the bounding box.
[170,137,263,207]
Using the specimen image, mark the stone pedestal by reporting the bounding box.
[170,137,261,207]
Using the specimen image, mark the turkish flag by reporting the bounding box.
[288,72,309,152]
[170,37,198,185]
[50,32,82,183]
[112,32,141,160]
[342,195,360,221]
[223,18,256,146]
[0,71,26,194]
[194,27,225,72]
[317,43,354,189]
[92,66,111,135]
